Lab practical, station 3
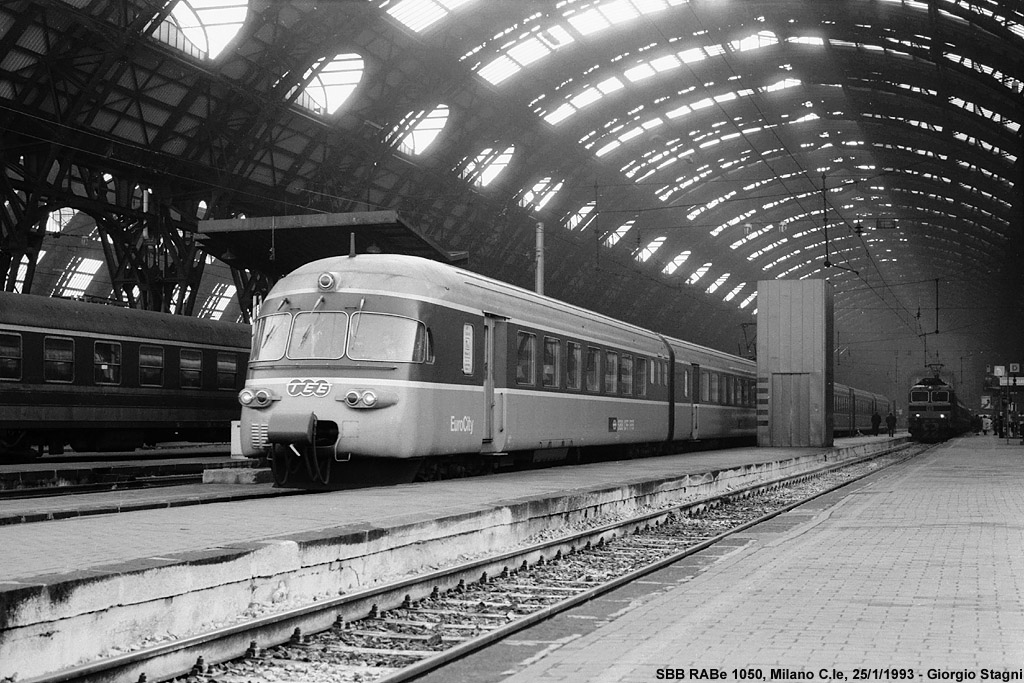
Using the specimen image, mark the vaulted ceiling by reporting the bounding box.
[0,0,1021,404]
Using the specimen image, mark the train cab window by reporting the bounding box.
[620,355,633,395]
[604,351,619,393]
[93,342,122,385]
[289,311,348,359]
[349,313,429,362]
[542,337,560,388]
[139,345,165,386]
[0,333,22,380]
[585,347,601,392]
[180,349,203,388]
[635,357,648,398]
[515,332,536,385]
[252,313,290,361]
[910,390,929,403]
[217,353,238,389]
[566,342,582,390]
[44,337,74,382]
[931,391,950,403]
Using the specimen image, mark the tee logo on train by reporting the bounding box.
[286,379,332,398]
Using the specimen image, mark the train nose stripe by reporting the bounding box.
[267,412,316,444]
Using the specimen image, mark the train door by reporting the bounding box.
[482,313,508,452]
[691,363,701,440]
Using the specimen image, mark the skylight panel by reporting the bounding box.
[478,55,522,86]
[597,76,625,94]
[678,47,705,63]
[604,219,635,247]
[520,177,564,210]
[637,236,665,262]
[544,104,577,126]
[461,145,516,187]
[568,8,612,35]
[14,251,45,293]
[386,0,475,33]
[507,37,551,68]
[706,273,729,294]
[566,202,597,231]
[392,105,450,155]
[662,250,690,275]
[731,31,778,52]
[54,257,103,298]
[198,283,237,320]
[158,0,247,60]
[723,283,745,302]
[686,263,711,285]
[739,292,757,309]
[625,63,657,82]
[600,0,641,25]
[572,87,604,109]
[292,53,364,115]
[596,139,622,157]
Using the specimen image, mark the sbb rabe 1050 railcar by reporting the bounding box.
[0,292,251,458]
[907,375,971,442]
[237,254,891,489]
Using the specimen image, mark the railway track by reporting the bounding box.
[34,442,927,683]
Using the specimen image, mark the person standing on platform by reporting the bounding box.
[871,411,882,436]
[886,411,897,437]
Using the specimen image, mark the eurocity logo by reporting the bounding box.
[450,416,474,434]
[286,379,332,397]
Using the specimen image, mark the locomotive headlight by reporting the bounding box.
[254,389,272,407]
[361,390,378,407]
[345,390,361,407]
[238,388,255,406]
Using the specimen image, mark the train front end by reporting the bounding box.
[237,255,482,489]
[907,378,957,442]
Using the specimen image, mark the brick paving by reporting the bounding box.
[450,436,1024,682]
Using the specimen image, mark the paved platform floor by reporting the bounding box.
[420,435,1024,682]
[0,436,900,582]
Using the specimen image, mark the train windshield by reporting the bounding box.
[288,311,348,359]
[910,390,929,403]
[931,390,950,403]
[252,313,291,361]
[348,313,428,362]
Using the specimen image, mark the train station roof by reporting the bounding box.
[0,0,1021,402]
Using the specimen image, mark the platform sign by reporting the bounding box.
[994,365,1006,377]
[998,377,1024,386]
[1011,363,1021,374]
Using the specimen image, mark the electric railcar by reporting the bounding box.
[0,292,251,458]
[237,254,890,489]
[907,375,971,442]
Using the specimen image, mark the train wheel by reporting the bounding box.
[0,430,37,459]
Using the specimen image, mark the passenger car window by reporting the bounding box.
[94,341,122,384]
[542,337,560,388]
[0,333,22,380]
[139,345,165,386]
[635,357,647,397]
[180,349,203,388]
[217,352,238,389]
[566,342,582,390]
[604,351,619,393]
[515,331,536,385]
[585,347,601,392]
[44,337,74,382]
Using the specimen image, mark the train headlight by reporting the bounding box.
[238,389,255,406]
[317,272,336,290]
[345,390,361,407]
[361,390,378,407]
[940,413,947,419]
[254,389,272,407]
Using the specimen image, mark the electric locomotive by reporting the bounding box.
[237,254,891,489]
[0,292,251,459]
[907,375,970,441]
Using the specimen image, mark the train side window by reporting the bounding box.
[139,345,165,386]
[180,349,203,388]
[515,332,536,385]
[585,347,601,392]
[710,373,720,403]
[700,370,710,402]
[217,352,238,389]
[635,357,648,397]
[43,337,74,383]
[542,337,560,388]
[94,341,122,385]
[0,333,22,380]
[566,342,582,390]
[683,369,690,398]
[604,351,619,393]
[620,354,633,395]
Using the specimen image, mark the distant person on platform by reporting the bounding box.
[871,411,882,436]
[886,411,897,437]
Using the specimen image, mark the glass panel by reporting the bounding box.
[910,390,928,402]
[604,351,618,393]
[217,352,238,389]
[566,342,582,390]
[252,313,291,361]
[0,333,22,380]
[44,337,74,382]
[700,370,710,402]
[635,357,647,397]
[288,311,348,359]
[542,337,560,388]
[348,313,426,362]
[515,332,536,385]
[620,355,633,395]
[139,344,165,387]
[931,391,950,402]
[94,342,122,384]
[180,349,203,388]
[585,347,601,392]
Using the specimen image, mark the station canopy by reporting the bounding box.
[0,0,1021,400]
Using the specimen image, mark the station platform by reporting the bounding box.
[422,435,1024,681]
[0,435,910,680]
